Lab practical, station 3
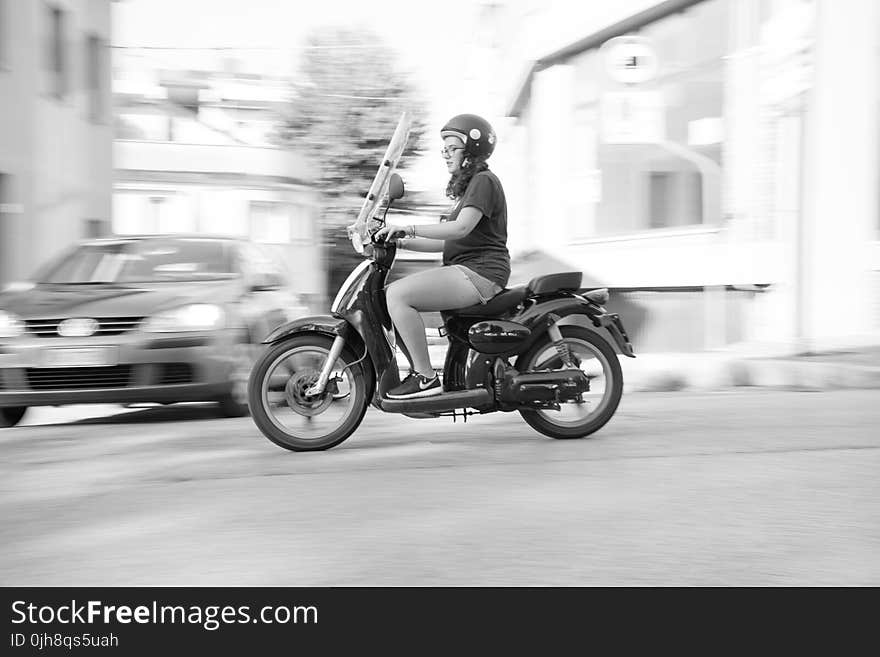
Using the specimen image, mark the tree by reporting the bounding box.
[274,27,430,299]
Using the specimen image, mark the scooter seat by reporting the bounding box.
[446,285,529,318]
[525,272,583,295]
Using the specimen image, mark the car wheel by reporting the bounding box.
[1,406,28,428]
[216,340,259,418]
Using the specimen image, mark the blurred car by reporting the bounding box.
[0,235,309,427]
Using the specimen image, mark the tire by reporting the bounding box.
[517,326,623,440]
[216,340,258,418]
[1,406,28,428]
[247,334,371,451]
[216,393,249,418]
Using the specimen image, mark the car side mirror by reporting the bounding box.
[249,273,283,292]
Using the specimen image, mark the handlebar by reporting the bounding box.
[348,213,406,255]
[372,227,407,244]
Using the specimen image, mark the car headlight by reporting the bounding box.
[2,281,35,293]
[0,310,25,339]
[142,304,226,333]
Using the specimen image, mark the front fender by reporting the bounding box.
[262,314,350,344]
[261,314,376,402]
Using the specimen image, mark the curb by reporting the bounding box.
[733,358,880,391]
[622,356,880,392]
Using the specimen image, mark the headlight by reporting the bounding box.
[2,281,35,293]
[0,310,25,339]
[142,304,226,333]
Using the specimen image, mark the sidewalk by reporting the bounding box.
[618,337,880,392]
[619,349,880,392]
[401,338,880,393]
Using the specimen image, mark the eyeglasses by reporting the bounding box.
[440,145,465,157]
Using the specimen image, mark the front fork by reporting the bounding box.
[305,335,347,396]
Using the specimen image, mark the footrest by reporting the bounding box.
[380,387,492,413]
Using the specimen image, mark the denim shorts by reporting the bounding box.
[449,264,503,304]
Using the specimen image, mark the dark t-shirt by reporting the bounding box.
[442,170,510,287]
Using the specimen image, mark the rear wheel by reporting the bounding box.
[247,335,371,451]
[0,406,28,428]
[517,326,623,439]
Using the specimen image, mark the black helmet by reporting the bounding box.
[440,113,496,159]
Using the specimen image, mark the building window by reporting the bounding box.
[85,34,105,122]
[250,201,291,244]
[84,218,107,238]
[648,172,672,228]
[0,0,8,69]
[648,170,703,229]
[573,0,728,237]
[47,5,66,99]
[0,173,9,284]
[290,204,313,242]
[148,196,166,234]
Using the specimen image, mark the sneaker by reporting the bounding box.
[387,371,442,399]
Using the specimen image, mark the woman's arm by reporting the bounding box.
[375,207,483,242]
[397,237,445,253]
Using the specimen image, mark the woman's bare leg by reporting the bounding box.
[386,266,481,377]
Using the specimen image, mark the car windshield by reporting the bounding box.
[38,239,238,284]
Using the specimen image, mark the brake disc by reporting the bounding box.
[285,371,333,417]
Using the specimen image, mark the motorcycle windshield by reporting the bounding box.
[348,112,412,254]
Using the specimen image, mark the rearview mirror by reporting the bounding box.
[388,173,404,201]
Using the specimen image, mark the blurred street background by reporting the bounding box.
[2,0,879,353]
[1,0,879,585]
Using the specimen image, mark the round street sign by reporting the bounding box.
[600,35,659,85]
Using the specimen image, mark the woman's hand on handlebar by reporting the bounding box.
[373,223,413,243]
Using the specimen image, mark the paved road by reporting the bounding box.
[1,390,878,586]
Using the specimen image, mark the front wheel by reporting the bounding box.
[247,335,371,451]
[1,406,28,428]
[517,326,623,439]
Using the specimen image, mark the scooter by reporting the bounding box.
[247,114,635,451]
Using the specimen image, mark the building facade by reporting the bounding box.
[0,0,113,286]
[112,56,324,304]
[483,0,880,352]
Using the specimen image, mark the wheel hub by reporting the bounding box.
[285,371,333,417]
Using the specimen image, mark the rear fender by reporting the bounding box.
[512,297,635,358]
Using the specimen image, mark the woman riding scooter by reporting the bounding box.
[247,110,633,452]
[375,113,509,399]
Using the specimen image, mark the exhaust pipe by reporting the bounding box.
[501,369,589,403]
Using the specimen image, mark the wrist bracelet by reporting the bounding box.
[407,225,416,238]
